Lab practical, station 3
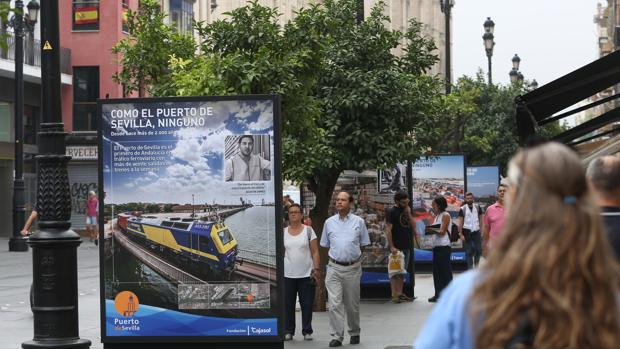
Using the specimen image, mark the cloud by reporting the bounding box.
[166,163,195,178]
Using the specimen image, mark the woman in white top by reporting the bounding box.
[429,196,453,303]
[284,203,321,341]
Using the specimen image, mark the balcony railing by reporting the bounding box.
[0,34,71,75]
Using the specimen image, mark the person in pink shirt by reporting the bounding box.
[86,191,99,245]
[482,183,507,255]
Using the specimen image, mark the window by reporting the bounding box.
[169,0,193,35]
[0,102,11,142]
[217,229,233,245]
[23,105,39,145]
[199,237,210,253]
[161,221,174,227]
[73,66,99,131]
[122,0,129,33]
[172,222,190,230]
[72,0,100,31]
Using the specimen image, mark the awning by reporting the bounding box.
[516,49,620,144]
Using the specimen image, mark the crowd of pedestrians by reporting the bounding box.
[414,142,620,349]
[282,141,620,349]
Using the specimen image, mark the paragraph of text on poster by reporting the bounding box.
[112,143,173,173]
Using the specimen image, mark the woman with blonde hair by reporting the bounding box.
[415,142,620,349]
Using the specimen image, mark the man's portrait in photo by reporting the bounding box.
[224,135,272,182]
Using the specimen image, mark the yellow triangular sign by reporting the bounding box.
[43,41,52,50]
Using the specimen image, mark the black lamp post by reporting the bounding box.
[483,17,495,85]
[511,54,520,71]
[8,0,39,252]
[509,54,522,85]
[440,0,454,93]
[22,1,90,348]
[509,68,519,84]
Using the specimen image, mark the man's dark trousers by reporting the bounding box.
[464,230,482,269]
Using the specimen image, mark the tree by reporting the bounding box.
[111,0,196,97]
[436,73,566,173]
[114,0,444,309]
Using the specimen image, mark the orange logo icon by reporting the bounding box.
[114,291,139,317]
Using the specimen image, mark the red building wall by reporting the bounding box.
[59,0,138,132]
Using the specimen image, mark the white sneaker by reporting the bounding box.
[304,333,313,341]
[284,333,293,341]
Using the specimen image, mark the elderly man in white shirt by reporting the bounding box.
[320,191,370,347]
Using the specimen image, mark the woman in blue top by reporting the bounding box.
[415,142,620,349]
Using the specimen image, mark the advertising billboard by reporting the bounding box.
[466,166,500,210]
[98,96,282,344]
[411,155,466,263]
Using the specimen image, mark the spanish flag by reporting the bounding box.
[75,6,98,25]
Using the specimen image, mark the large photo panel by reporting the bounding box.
[411,155,466,263]
[466,166,500,210]
[98,96,281,342]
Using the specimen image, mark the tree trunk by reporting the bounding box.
[307,171,340,312]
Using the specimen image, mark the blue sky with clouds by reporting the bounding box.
[412,155,465,179]
[102,99,275,205]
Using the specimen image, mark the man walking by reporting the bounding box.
[457,193,483,269]
[482,183,507,256]
[586,155,620,259]
[385,191,415,303]
[320,191,370,347]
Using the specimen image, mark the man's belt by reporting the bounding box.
[329,257,360,266]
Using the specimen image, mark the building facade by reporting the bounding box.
[56,0,142,229]
[0,1,72,237]
[200,0,449,78]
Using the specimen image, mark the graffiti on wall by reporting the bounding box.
[71,182,98,216]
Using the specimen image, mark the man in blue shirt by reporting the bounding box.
[320,191,371,347]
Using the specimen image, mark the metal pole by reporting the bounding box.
[9,0,28,252]
[22,0,90,347]
[444,2,452,93]
[487,54,493,85]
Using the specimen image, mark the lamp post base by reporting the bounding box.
[22,338,91,349]
[23,230,91,349]
[9,236,29,251]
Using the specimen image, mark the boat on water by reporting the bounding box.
[117,213,238,278]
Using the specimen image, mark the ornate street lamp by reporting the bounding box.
[517,71,524,84]
[7,0,39,252]
[512,54,521,71]
[483,16,495,33]
[21,1,91,348]
[483,17,495,84]
[509,68,519,84]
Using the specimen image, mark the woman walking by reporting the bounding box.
[86,191,98,245]
[415,142,620,349]
[428,196,453,302]
[284,203,320,341]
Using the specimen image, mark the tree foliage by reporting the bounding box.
[111,0,196,97]
[436,73,566,173]
[113,0,444,246]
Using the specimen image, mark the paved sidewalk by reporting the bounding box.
[0,238,439,348]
